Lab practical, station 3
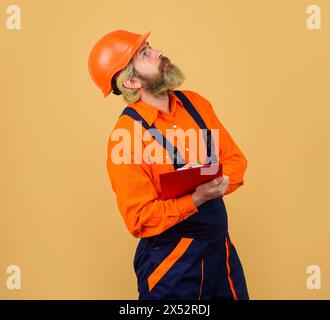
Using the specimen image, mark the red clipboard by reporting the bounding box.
[159,163,223,200]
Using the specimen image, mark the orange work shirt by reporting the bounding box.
[107,90,248,238]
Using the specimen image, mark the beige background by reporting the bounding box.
[0,0,329,299]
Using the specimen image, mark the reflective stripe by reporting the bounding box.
[148,237,194,292]
[198,258,204,300]
[225,237,238,300]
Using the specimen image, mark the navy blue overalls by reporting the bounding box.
[120,90,249,300]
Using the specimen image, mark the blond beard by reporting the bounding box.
[135,57,185,97]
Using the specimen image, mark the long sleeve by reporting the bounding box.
[106,123,198,238]
[216,120,248,195]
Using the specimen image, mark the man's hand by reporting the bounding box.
[192,175,229,208]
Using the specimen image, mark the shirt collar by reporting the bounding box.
[127,91,183,126]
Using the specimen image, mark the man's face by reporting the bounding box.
[133,41,164,76]
[132,41,185,96]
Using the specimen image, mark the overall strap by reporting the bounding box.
[120,107,185,170]
[173,90,217,164]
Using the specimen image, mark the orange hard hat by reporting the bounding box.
[88,30,151,97]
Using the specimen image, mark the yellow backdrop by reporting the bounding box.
[1,0,329,299]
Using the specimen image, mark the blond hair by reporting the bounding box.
[115,60,141,104]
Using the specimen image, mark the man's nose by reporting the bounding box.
[153,49,162,60]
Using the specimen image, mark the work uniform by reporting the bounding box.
[107,90,249,300]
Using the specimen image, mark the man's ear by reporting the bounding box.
[123,77,142,90]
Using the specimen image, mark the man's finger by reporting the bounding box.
[212,177,223,186]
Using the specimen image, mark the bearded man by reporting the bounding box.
[88,30,249,300]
